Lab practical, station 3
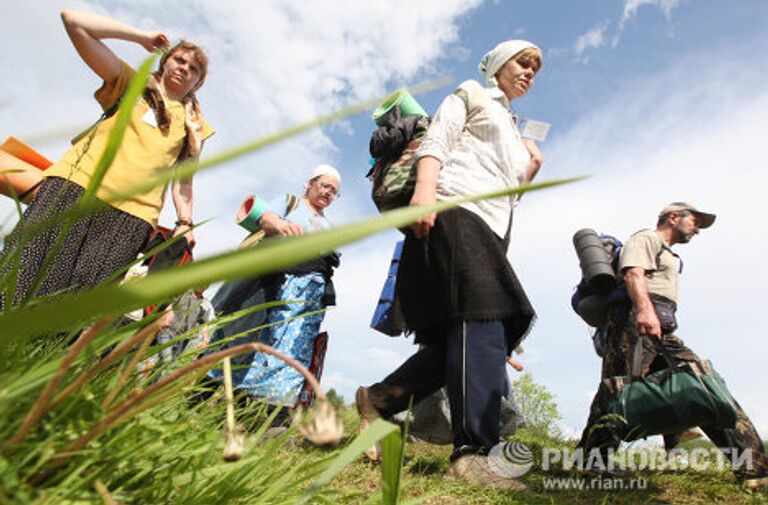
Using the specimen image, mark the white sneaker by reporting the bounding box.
[447,454,526,491]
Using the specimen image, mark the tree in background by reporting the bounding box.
[326,388,345,410]
[511,372,561,437]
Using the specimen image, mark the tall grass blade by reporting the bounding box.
[0,177,581,340]
[102,78,451,207]
[380,397,412,504]
[297,418,399,504]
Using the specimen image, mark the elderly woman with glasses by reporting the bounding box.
[202,164,342,410]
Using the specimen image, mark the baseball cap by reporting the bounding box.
[658,202,716,228]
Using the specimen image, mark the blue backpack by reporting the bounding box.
[572,231,678,357]
[370,241,406,336]
[571,233,628,357]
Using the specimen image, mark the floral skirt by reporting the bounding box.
[0,177,151,309]
[208,272,326,405]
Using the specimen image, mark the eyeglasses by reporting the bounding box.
[316,181,340,197]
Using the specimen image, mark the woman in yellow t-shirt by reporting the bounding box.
[0,10,213,308]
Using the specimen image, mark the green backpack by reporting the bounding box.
[367,86,477,213]
[368,115,431,212]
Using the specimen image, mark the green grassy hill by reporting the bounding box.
[316,407,768,504]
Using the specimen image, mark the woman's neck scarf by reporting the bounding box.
[144,76,204,162]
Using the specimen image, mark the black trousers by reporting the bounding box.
[367,320,507,454]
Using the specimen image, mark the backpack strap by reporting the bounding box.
[451,80,487,124]
[630,337,645,379]
[657,243,683,274]
[629,229,684,275]
[283,193,301,218]
[70,97,122,145]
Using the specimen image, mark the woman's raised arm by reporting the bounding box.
[61,10,169,82]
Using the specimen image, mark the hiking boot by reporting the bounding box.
[743,473,768,491]
[447,454,526,491]
[678,428,704,444]
[356,386,382,461]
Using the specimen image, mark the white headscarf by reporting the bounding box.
[478,39,539,88]
[309,163,341,186]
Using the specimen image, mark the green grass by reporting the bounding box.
[321,409,768,505]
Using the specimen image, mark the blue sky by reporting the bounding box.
[2,0,767,441]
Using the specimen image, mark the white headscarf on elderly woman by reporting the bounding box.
[478,39,539,88]
[309,164,341,186]
[305,163,342,199]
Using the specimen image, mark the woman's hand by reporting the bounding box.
[506,356,525,372]
[61,10,166,82]
[139,31,169,53]
[409,156,441,238]
[173,223,196,249]
[260,212,304,237]
[522,139,543,184]
[409,184,437,238]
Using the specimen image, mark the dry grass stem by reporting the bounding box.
[3,317,111,449]
[47,342,326,464]
[222,356,244,461]
[101,318,159,410]
[223,423,245,462]
[93,478,119,505]
[51,316,165,409]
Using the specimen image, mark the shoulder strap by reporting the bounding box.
[630,229,683,275]
[284,194,300,218]
[656,243,683,274]
[70,96,123,145]
[453,87,470,114]
[451,81,485,122]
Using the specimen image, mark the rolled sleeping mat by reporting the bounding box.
[236,195,270,232]
[573,228,617,294]
[372,89,429,126]
[0,136,53,202]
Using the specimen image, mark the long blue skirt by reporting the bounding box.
[208,272,326,405]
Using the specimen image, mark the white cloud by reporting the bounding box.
[614,0,685,46]
[0,0,477,406]
[0,0,481,258]
[365,347,409,367]
[321,371,356,394]
[620,0,683,28]
[573,21,610,61]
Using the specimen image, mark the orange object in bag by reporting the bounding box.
[0,136,53,202]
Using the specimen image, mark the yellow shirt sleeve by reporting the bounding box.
[202,119,215,141]
[94,61,134,111]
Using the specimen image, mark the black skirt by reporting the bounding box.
[0,177,152,308]
[395,206,535,351]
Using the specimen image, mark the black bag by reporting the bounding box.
[602,337,737,441]
[650,294,678,334]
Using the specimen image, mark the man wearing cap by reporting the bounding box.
[577,202,767,488]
